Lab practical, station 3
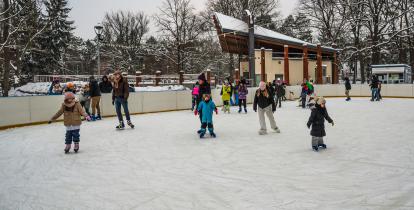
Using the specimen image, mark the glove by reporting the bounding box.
[85,116,91,121]
[307,124,310,129]
[215,109,218,115]
[331,121,335,126]
[48,121,52,124]
[194,110,198,115]
[112,100,114,106]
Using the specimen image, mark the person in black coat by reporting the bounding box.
[345,77,351,101]
[99,75,113,93]
[370,75,379,101]
[307,97,334,151]
[253,81,280,135]
[195,73,211,132]
[274,80,285,108]
[89,76,102,120]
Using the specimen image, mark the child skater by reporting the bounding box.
[238,79,248,113]
[221,80,232,113]
[195,94,218,138]
[49,92,91,154]
[307,97,334,151]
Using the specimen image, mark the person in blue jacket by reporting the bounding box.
[195,94,218,138]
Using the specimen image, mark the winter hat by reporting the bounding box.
[316,97,326,105]
[66,82,74,89]
[198,73,206,81]
[259,81,266,90]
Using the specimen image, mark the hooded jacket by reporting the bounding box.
[307,104,333,137]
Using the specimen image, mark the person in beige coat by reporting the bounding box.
[49,92,90,153]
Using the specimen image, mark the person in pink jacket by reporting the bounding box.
[191,82,200,111]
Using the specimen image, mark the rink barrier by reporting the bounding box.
[1,84,413,129]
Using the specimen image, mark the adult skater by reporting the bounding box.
[89,76,102,120]
[370,75,379,101]
[344,77,351,101]
[112,70,134,129]
[274,79,284,108]
[99,75,113,93]
[253,81,280,135]
[191,82,200,111]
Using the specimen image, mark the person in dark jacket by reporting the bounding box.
[370,75,379,101]
[48,80,63,95]
[89,76,102,120]
[345,77,351,101]
[307,97,334,151]
[274,79,285,108]
[112,70,134,129]
[253,81,280,135]
[238,79,248,113]
[99,75,113,93]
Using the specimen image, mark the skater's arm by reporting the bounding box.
[307,111,315,128]
[51,105,64,121]
[123,81,129,100]
[253,92,258,111]
[324,109,333,124]
[76,103,88,118]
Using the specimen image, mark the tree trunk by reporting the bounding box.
[1,0,11,96]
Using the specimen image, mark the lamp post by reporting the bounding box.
[94,24,103,76]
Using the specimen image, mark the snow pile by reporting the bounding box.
[0,98,413,209]
[8,82,189,96]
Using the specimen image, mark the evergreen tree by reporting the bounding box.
[38,0,74,74]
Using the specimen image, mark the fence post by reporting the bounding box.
[179,71,184,85]
[155,71,161,86]
[135,71,142,87]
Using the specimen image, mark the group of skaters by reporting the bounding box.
[48,70,334,153]
[48,71,134,153]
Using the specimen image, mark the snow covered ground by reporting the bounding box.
[8,82,188,96]
[0,98,414,210]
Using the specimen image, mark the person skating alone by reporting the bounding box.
[89,76,102,120]
[345,77,351,101]
[238,79,248,113]
[275,79,284,108]
[253,81,280,135]
[221,81,232,113]
[307,97,334,152]
[195,94,218,138]
[370,75,379,101]
[49,92,91,153]
[112,70,134,129]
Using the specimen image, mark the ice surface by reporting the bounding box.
[0,98,414,210]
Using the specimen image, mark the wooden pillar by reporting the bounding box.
[261,47,266,82]
[135,71,142,87]
[155,71,161,86]
[284,45,290,85]
[303,44,309,81]
[179,71,184,85]
[234,68,240,80]
[206,69,211,84]
[316,44,323,84]
[333,51,338,84]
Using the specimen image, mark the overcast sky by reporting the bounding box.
[69,0,298,40]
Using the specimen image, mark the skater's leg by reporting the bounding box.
[258,107,267,134]
[95,96,101,116]
[208,123,215,137]
[235,94,239,106]
[84,100,91,116]
[191,97,195,111]
[238,100,242,112]
[65,130,73,145]
[91,96,97,116]
[121,99,131,121]
[115,98,124,122]
[264,105,278,130]
[199,122,207,137]
[72,129,80,152]
[312,136,319,151]
[242,99,247,111]
[301,95,306,108]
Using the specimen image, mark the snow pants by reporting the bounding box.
[258,105,277,133]
[91,96,101,115]
[312,136,324,147]
[200,122,214,134]
[65,129,80,144]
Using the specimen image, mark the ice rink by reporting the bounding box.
[1,98,414,210]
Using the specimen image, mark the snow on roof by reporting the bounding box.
[214,12,335,52]
[371,64,411,68]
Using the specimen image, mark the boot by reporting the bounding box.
[244,108,247,113]
[74,143,79,153]
[127,120,135,128]
[199,129,206,138]
[64,144,71,154]
[238,108,242,113]
[272,127,281,133]
[116,121,125,130]
[91,115,96,121]
[312,146,319,152]
[318,144,327,149]
[96,114,102,120]
[208,128,216,138]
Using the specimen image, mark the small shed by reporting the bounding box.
[371,64,412,84]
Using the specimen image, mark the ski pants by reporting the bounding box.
[200,122,214,134]
[65,129,80,144]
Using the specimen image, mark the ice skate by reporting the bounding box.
[64,144,71,154]
[312,146,319,152]
[318,144,327,149]
[116,121,125,130]
[96,114,102,120]
[258,130,267,135]
[272,127,281,133]
[127,120,135,128]
[74,143,79,153]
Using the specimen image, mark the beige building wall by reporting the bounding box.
[238,48,332,85]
